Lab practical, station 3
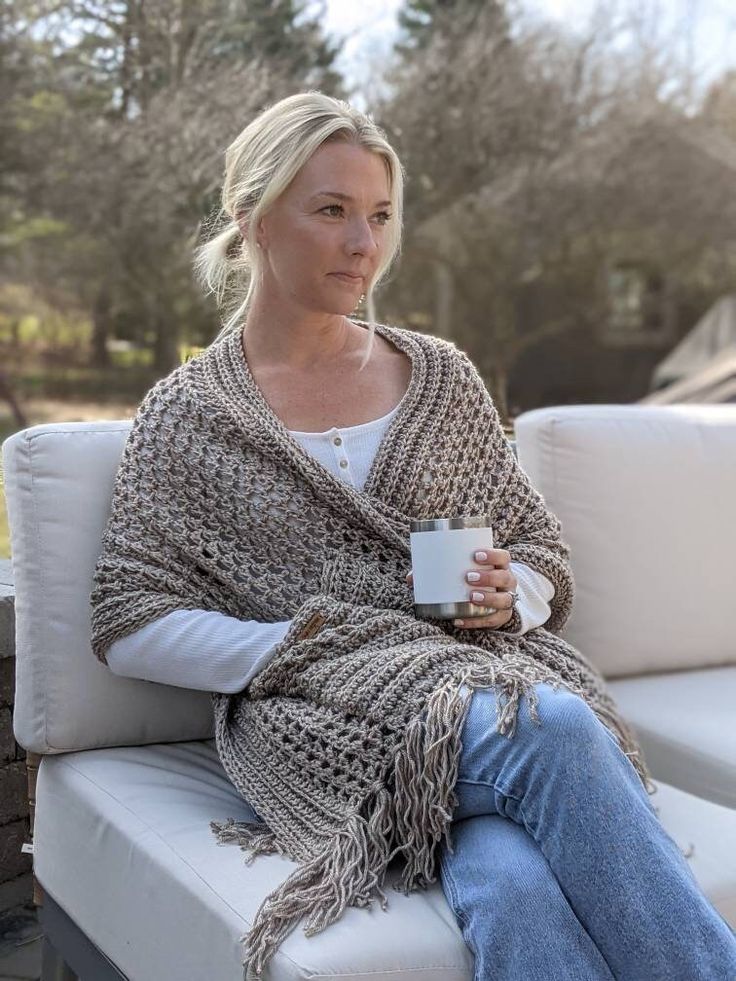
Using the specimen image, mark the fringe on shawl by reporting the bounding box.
[210,662,659,981]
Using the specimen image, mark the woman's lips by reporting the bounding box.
[330,273,363,284]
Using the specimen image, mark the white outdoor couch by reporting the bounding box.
[2,403,735,981]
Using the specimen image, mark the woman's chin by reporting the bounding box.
[314,297,360,316]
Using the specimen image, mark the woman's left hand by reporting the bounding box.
[405,547,518,629]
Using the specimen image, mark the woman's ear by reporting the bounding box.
[236,210,265,250]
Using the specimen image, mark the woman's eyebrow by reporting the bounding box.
[310,190,392,208]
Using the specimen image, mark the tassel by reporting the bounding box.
[210,818,283,863]
[224,660,659,980]
[388,674,470,891]
[236,786,396,979]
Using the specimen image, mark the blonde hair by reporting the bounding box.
[193,91,404,369]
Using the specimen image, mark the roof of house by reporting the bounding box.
[650,294,736,390]
[642,335,736,404]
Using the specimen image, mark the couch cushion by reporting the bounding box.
[2,423,215,754]
[34,740,736,981]
[34,739,472,981]
[513,404,736,678]
[609,665,736,809]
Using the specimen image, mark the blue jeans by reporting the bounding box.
[439,682,736,980]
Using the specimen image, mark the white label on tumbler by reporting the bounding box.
[410,526,494,605]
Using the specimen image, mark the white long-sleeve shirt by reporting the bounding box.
[106,404,555,693]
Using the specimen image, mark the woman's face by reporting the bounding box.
[254,140,393,316]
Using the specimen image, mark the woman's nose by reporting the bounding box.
[346,217,379,255]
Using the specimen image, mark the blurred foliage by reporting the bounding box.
[373,0,736,419]
[0,0,344,378]
[0,0,735,439]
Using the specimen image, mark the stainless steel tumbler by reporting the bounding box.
[410,515,495,620]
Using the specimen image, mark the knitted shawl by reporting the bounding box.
[90,320,653,979]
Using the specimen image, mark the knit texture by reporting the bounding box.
[90,320,654,979]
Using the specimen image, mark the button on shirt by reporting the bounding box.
[106,404,555,693]
[286,403,400,488]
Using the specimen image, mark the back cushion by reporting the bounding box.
[3,423,215,755]
[513,404,736,678]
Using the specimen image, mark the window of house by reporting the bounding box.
[602,263,673,346]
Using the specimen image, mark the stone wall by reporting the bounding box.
[0,558,32,912]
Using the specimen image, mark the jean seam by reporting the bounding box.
[442,848,486,968]
[439,846,467,928]
[440,846,483,978]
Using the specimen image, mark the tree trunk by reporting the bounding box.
[153,309,179,372]
[90,285,112,368]
[9,318,21,353]
[0,370,28,428]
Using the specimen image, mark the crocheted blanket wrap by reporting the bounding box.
[90,321,652,979]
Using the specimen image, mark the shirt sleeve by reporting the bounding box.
[501,560,556,637]
[105,609,292,694]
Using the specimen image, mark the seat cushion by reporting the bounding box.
[33,740,472,981]
[609,666,736,809]
[33,741,736,981]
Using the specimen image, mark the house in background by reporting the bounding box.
[643,294,736,402]
[509,119,736,411]
[640,344,736,404]
[400,114,736,414]
[507,260,687,410]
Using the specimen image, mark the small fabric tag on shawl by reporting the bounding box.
[295,612,328,641]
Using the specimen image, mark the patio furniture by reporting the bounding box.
[514,404,736,811]
[3,405,735,981]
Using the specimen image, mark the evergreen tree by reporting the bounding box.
[396,0,509,57]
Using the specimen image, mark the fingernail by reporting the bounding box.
[453,619,464,626]
[474,551,487,561]
[471,591,485,602]
[466,571,481,582]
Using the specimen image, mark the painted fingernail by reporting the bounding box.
[466,571,481,582]
[474,550,487,561]
[471,591,485,602]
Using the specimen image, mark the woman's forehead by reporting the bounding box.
[294,143,391,198]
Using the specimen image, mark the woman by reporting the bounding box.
[90,92,736,980]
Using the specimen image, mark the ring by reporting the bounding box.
[509,590,520,609]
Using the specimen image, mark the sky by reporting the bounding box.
[320,0,736,108]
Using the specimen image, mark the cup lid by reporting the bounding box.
[410,515,492,532]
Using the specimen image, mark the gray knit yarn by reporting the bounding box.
[90,320,653,979]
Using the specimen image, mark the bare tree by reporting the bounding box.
[3,0,344,371]
[370,0,736,420]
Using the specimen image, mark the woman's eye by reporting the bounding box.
[320,205,392,224]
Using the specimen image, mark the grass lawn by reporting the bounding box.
[0,398,139,561]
